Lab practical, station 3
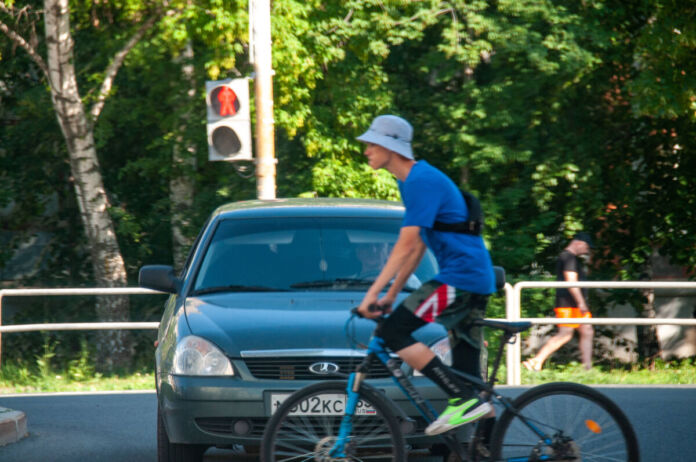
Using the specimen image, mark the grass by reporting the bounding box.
[0,359,694,394]
[0,363,155,394]
[517,358,696,385]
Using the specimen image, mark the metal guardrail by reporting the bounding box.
[0,288,164,367]
[2,283,696,384]
[505,281,696,385]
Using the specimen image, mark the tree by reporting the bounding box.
[0,0,160,369]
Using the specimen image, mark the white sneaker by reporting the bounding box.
[425,397,493,436]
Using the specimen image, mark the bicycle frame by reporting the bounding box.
[329,332,467,458]
[329,318,553,461]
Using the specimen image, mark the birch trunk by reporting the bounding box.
[44,0,132,369]
[170,41,196,270]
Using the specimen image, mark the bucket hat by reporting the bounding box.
[356,115,413,160]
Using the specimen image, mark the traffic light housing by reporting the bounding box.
[206,78,252,161]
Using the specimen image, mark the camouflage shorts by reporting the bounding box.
[398,280,489,349]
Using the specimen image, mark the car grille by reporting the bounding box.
[195,416,428,438]
[243,357,401,380]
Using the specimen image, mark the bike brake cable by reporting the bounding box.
[344,312,369,350]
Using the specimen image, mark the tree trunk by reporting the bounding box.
[638,268,660,365]
[45,0,132,370]
[638,288,660,366]
[170,41,196,270]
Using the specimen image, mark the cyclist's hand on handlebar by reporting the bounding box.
[357,297,392,319]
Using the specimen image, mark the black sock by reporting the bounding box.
[420,356,473,399]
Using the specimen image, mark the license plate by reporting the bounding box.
[270,393,377,416]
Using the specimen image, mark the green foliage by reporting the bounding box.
[627,0,696,119]
[36,337,57,378]
[68,338,96,381]
[2,355,693,393]
[307,157,400,199]
[3,0,696,370]
[0,359,153,394]
[522,357,696,385]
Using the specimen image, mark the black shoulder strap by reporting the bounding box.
[432,190,484,236]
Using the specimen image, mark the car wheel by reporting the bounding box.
[157,405,207,462]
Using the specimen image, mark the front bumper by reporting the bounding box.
[158,370,449,447]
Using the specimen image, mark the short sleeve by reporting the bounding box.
[560,251,579,274]
[401,177,441,228]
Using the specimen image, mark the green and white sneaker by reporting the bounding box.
[425,397,493,436]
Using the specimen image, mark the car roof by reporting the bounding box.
[211,197,405,219]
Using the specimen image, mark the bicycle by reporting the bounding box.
[262,298,640,461]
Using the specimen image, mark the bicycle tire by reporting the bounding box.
[261,380,405,461]
[489,382,640,461]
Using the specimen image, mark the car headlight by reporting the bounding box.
[414,337,451,376]
[172,336,234,376]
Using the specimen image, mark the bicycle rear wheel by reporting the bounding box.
[489,382,639,461]
[262,380,405,461]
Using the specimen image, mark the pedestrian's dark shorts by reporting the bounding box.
[398,280,489,350]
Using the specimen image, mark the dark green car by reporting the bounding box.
[139,198,453,461]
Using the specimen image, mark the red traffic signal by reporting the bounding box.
[210,86,240,116]
[206,79,252,161]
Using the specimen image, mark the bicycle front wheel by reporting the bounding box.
[489,382,639,461]
[262,380,405,462]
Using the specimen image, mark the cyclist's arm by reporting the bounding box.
[359,226,425,316]
[385,238,425,300]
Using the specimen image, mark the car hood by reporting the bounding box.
[183,292,446,357]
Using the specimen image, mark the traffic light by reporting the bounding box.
[206,78,252,161]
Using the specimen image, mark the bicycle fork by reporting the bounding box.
[328,372,362,458]
[329,340,383,458]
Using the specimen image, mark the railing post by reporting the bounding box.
[0,290,3,368]
[504,283,521,385]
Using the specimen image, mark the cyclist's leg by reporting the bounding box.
[450,340,481,379]
[379,304,432,369]
[446,292,487,380]
[425,291,493,435]
[381,282,493,435]
[380,282,474,396]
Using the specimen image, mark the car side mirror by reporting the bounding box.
[493,266,506,291]
[139,265,181,294]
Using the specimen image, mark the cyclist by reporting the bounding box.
[356,114,496,435]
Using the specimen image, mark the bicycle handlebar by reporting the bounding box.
[350,304,385,319]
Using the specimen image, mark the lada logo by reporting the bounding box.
[309,362,340,375]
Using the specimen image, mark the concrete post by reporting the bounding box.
[251,0,276,200]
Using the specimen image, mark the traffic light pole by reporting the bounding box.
[251,0,276,200]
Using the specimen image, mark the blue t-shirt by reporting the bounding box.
[398,160,495,294]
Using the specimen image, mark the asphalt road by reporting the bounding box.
[0,386,695,461]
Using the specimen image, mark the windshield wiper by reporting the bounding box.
[290,278,376,289]
[192,285,286,295]
[289,278,415,292]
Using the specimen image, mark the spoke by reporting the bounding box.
[273,448,318,462]
[266,386,401,462]
[498,392,631,461]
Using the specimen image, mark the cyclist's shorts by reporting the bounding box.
[399,280,488,349]
[554,307,592,328]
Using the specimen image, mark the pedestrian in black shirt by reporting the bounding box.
[523,233,594,371]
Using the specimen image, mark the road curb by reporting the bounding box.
[0,407,27,446]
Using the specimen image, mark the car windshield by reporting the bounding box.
[192,216,438,293]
